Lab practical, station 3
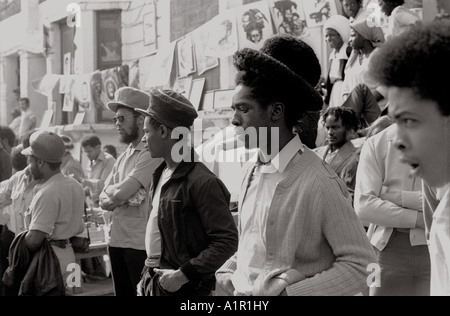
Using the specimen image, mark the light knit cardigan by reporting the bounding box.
[216,148,378,296]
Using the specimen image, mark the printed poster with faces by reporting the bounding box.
[235,1,274,51]
[269,0,310,38]
[74,74,92,112]
[302,0,338,28]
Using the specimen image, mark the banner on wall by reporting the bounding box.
[129,60,140,88]
[31,74,60,97]
[236,1,274,51]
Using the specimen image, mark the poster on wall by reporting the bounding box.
[236,1,274,50]
[205,13,239,59]
[177,35,196,78]
[144,41,176,89]
[74,74,92,112]
[269,0,310,38]
[63,76,76,112]
[302,0,338,28]
[102,67,124,105]
[90,71,106,112]
[173,76,193,99]
[192,23,219,75]
[63,52,72,75]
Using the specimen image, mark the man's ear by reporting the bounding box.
[159,125,170,139]
[271,102,285,122]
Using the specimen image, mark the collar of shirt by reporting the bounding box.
[126,141,146,156]
[330,43,349,61]
[386,124,397,142]
[92,150,106,165]
[257,136,305,174]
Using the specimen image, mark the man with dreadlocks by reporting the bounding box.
[215,34,377,296]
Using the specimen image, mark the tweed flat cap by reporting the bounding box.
[135,89,198,129]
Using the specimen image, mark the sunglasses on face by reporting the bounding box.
[113,115,136,124]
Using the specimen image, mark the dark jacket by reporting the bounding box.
[152,158,238,294]
[2,231,65,296]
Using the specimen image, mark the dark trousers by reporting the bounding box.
[371,231,431,296]
[108,246,146,296]
[0,225,15,296]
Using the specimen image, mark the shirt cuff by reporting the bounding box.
[402,191,423,212]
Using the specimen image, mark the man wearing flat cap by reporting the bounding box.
[136,89,238,296]
[20,131,86,293]
[99,87,161,296]
[215,34,377,296]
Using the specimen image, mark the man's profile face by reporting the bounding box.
[390,87,450,188]
[142,116,163,159]
[114,108,139,145]
[231,85,272,150]
[325,115,348,149]
[28,155,44,180]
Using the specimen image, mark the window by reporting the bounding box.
[97,10,122,71]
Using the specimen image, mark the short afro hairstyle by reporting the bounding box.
[369,21,450,116]
[321,107,360,132]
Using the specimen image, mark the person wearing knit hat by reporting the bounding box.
[17,130,86,295]
[99,86,162,296]
[136,89,238,296]
[215,34,377,297]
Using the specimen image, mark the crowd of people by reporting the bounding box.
[0,0,449,297]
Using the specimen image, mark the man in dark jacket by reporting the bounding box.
[136,89,238,296]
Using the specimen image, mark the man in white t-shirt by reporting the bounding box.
[21,131,85,293]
